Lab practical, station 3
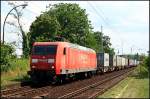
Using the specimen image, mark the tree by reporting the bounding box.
[0,42,16,72]
[93,31,115,54]
[102,35,111,52]
[94,31,103,52]
[7,2,28,57]
[102,35,115,55]
[28,3,115,55]
[47,3,93,45]
[144,56,150,68]
[85,32,99,52]
[28,3,93,52]
[28,14,61,52]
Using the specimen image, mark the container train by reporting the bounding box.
[27,42,138,84]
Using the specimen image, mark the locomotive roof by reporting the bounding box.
[68,43,95,53]
[33,42,61,45]
[33,42,95,53]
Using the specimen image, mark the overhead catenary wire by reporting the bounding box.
[87,1,117,33]
[87,1,126,54]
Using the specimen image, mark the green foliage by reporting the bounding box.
[22,33,30,58]
[28,14,60,51]
[99,64,149,98]
[1,58,29,88]
[46,3,92,45]
[125,53,146,61]
[0,43,16,72]
[85,32,99,52]
[28,3,114,54]
[8,58,29,71]
[93,31,115,54]
[138,54,147,61]
[94,31,103,52]
[102,35,115,55]
[103,35,111,51]
[143,56,150,69]
[28,3,93,51]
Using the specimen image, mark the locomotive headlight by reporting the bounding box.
[51,66,54,69]
[32,65,36,68]
[48,59,54,63]
[32,59,38,63]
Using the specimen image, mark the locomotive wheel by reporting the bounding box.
[31,75,40,85]
[78,73,85,79]
[100,69,104,74]
[108,68,111,72]
[84,72,88,78]
[87,72,92,78]
[57,78,63,84]
[56,75,65,84]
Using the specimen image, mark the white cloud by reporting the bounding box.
[26,1,46,15]
[87,1,149,7]
[104,28,149,54]
[116,6,149,28]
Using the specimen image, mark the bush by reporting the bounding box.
[0,43,16,72]
[144,56,150,68]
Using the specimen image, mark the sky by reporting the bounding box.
[1,1,149,56]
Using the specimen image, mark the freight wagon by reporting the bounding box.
[129,59,135,67]
[113,55,117,70]
[133,59,137,66]
[124,57,129,68]
[121,57,126,69]
[109,55,117,71]
[116,56,122,70]
[96,53,109,73]
[28,42,97,83]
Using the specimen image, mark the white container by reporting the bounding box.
[113,55,117,66]
[104,53,109,66]
[125,58,128,66]
[97,53,109,67]
[129,59,134,66]
[134,59,137,65]
[122,57,126,66]
[117,56,122,66]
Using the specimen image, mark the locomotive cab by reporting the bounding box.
[27,42,59,83]
[30,45,57,70]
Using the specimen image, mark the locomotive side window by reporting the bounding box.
[32,45,57,55]
[63,47,66,55]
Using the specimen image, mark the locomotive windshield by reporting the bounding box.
[32,45,57,55]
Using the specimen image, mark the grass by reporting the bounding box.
[98,65,149,98]
[1,58,30,89]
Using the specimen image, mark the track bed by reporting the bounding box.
[1,67,135,98]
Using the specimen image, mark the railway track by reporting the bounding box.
[58,67,133,98]
[1,81,31,96]
[1,67,135,98]
[1,84,54,98]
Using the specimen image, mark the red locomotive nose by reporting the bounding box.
[30,45,57,70]
[42,56,46,59]
[31,56,56,70]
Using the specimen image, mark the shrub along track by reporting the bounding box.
[1,67,135,98]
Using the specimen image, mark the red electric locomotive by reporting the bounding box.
[28,42,97,83]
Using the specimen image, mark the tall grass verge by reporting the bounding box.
[1,58,30,88]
